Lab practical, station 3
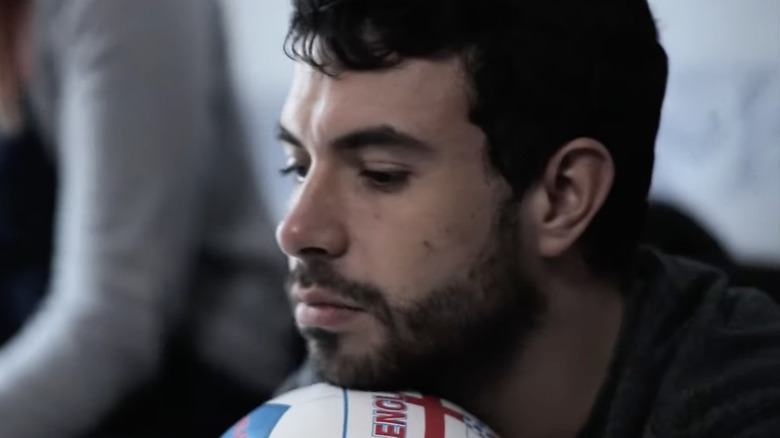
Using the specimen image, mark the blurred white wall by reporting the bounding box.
[222,0,780,264]
[650,0,780,264]
[221,0,295,220]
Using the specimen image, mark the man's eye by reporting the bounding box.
[279,164,308,182]
[361,170,410,191]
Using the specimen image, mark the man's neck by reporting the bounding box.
[466,261,625,438]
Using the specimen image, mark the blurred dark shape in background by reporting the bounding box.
[643,201,779,300]
[0,99,55,345]
[644,201,735,274]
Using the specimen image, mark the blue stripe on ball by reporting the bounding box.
[221,403,290,438]
[247,404,290,438]
[341,388,349,438]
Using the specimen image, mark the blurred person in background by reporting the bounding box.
[0,0,299,437]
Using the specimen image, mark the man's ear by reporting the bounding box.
[527,138,614,258]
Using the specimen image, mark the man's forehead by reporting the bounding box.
[283,57,470,119]
[294,56,465,91]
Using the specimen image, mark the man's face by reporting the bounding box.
[277,57,544,391]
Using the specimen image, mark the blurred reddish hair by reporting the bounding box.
[0,0,29,130]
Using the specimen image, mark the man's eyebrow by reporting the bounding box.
[277,124,303,148]
[332,125,434,156]
[277,123,434,157]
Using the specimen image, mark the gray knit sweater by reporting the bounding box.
[0,1,298,436]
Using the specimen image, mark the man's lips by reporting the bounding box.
[293,287,365,330]
[293,287,363,310]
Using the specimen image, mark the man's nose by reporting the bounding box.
[276,174,348,260]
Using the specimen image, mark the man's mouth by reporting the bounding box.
[295,286,362,309]
[293,286,365,330]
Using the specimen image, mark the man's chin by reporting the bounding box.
[307,345,400,391]
[309,353,360,387]
[301,327,412,390]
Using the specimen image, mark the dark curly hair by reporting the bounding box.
[285,0,668,274]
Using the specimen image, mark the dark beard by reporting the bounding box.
[289,201,546,402]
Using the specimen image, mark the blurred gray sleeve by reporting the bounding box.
[0,1,214,436]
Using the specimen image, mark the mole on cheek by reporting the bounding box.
[422,240,435,252]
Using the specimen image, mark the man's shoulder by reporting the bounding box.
[641,254,780,437]
[643,251,780,345]
[632,250,780,333]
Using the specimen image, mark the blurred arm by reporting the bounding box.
[0,0,214,436]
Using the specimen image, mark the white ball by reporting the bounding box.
[220,383,499,438]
